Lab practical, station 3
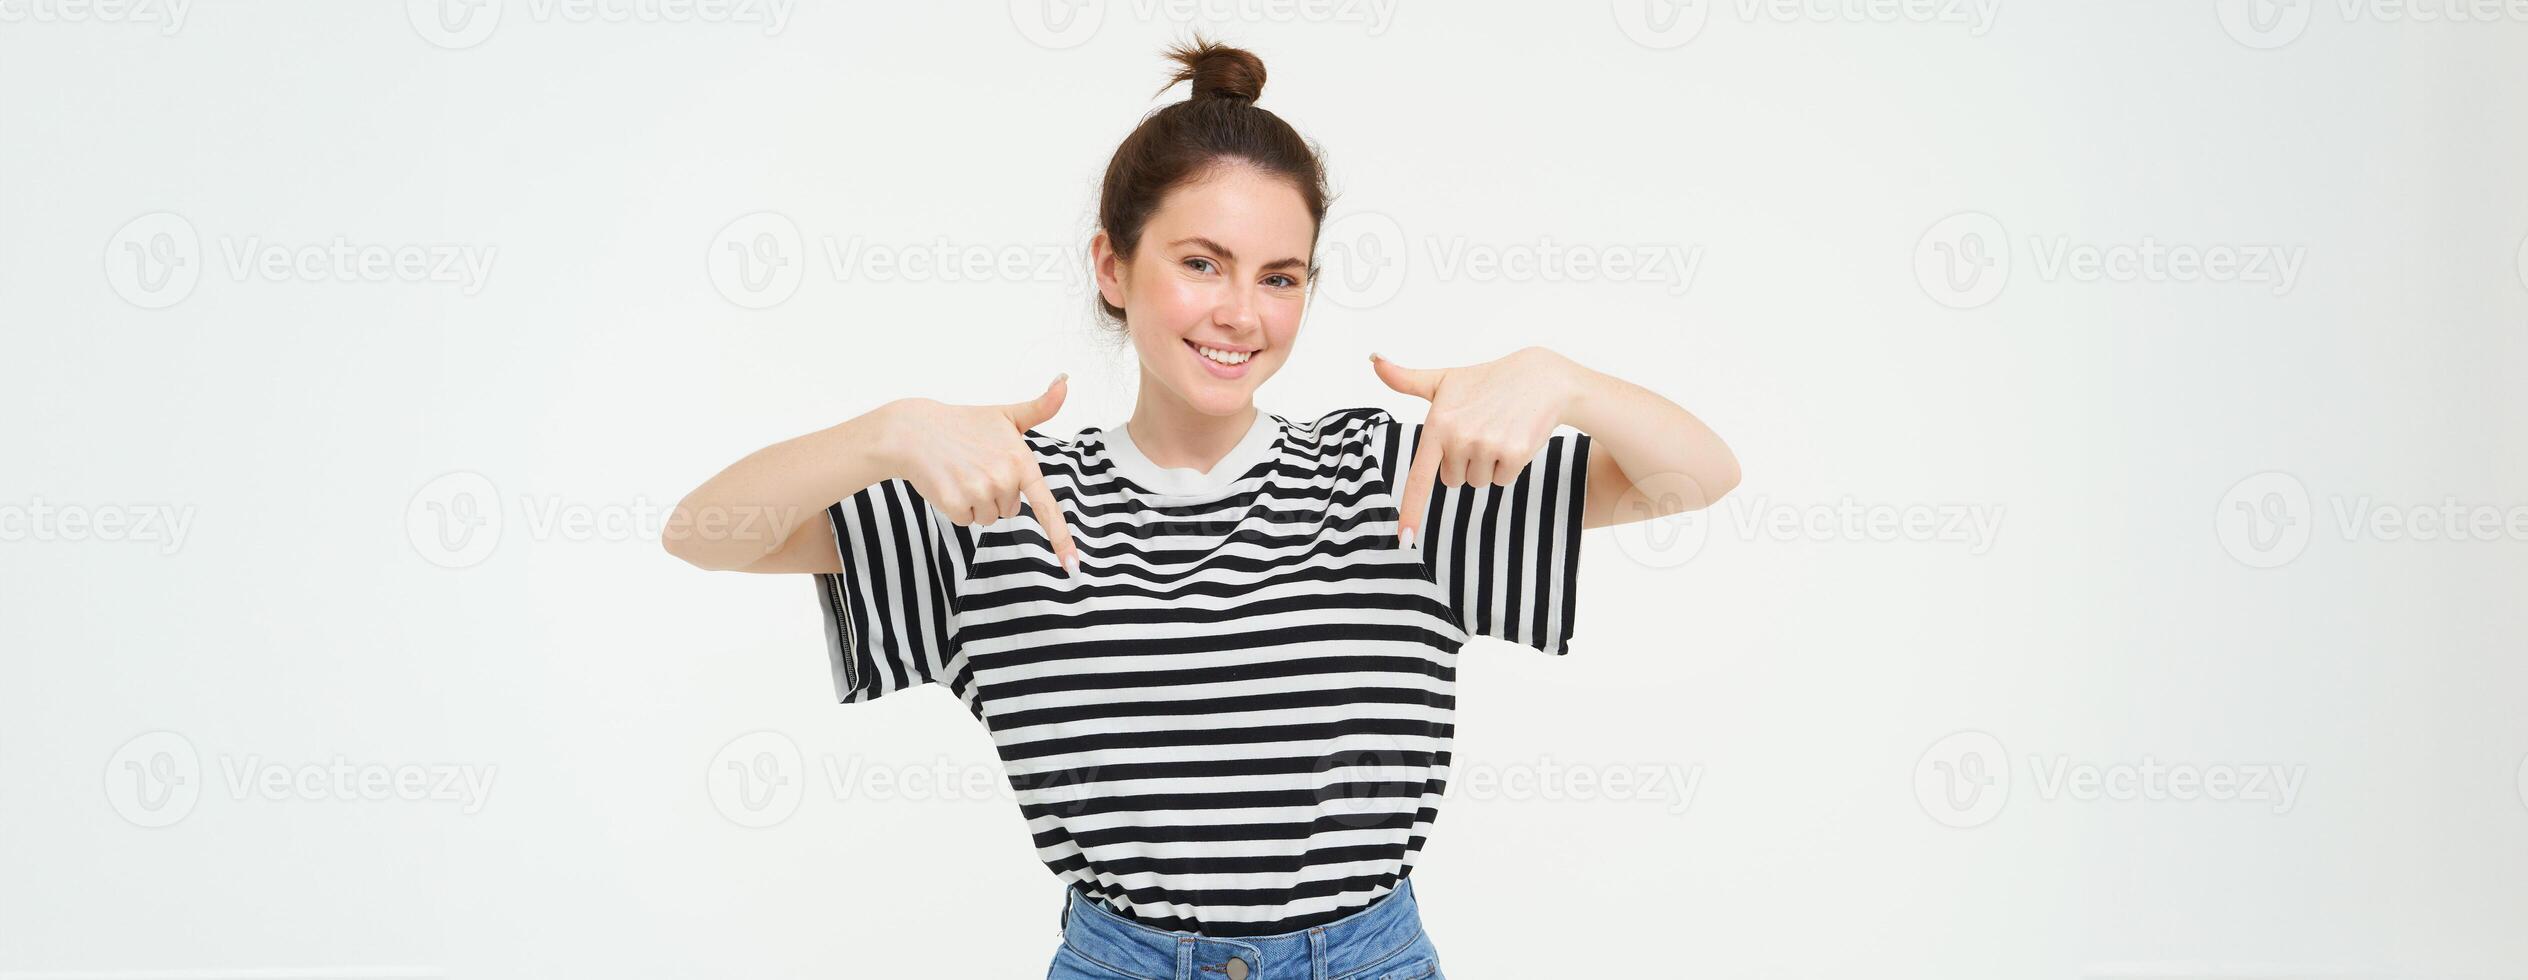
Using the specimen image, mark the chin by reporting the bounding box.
[1178,381,1260,415]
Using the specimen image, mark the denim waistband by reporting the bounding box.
[1058,879,1431,980]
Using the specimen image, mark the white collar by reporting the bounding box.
[1101,409,1283,497]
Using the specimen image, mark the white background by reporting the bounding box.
[4,1,2527,977]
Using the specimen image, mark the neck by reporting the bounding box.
[1125,380,1258,473]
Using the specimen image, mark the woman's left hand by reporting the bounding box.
[1371,346,1591,547]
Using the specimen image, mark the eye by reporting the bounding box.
[1264,273,1301,289]
[1184,256,1218,275]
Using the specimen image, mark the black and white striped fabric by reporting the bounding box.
[811,406,1591,937]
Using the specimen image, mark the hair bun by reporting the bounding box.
[1161,36,1266,102]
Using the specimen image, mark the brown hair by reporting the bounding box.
[1094,35,1333,327]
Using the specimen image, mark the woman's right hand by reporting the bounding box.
[878,374,1080,575]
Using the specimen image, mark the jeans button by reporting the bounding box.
[1224,957,1248,980]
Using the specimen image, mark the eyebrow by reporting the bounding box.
[1167,237,1310,274]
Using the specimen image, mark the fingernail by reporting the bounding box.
[1065,551,1079,576]
[1368,352,1381,363]
[1400,527,1416,550]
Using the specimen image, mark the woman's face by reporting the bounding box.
[1095,163,1315,419]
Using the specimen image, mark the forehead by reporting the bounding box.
[1144,163,1316,257]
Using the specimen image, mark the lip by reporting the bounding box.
[1185,339,1254,380]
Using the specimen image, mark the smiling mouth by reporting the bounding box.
[1185,340,1255,366]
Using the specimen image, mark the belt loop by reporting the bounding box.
[1309,926,1327,980]
[1177,936,1196,980]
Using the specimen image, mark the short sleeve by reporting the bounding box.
[1383,417,1592,655]
[811,478,965,703]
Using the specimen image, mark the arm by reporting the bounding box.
[664,377,1081,575]
[1552,349,1739,530]
[1373,347,1739,543]
[661,405,901,574]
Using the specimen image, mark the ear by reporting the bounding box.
[1091,231,1128,313]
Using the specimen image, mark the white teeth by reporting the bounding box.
[1193,344,1252,365]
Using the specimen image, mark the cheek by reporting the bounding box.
[1131,274,1209,323]
[1263,295,1305,345]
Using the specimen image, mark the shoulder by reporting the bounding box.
[1013,426,1106,479]
[1019,423,1104,454]
[1283,406,1404,444]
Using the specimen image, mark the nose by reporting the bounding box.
[1215,283,1261,334]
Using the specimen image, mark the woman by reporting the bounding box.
[665,36,1738,980]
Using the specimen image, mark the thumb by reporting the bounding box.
[1004,372,1068,430]
[1370,353,1441,400]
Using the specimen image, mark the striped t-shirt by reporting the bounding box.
[811,405,1591,937]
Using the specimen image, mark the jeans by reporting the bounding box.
[1046,879,1446,980]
